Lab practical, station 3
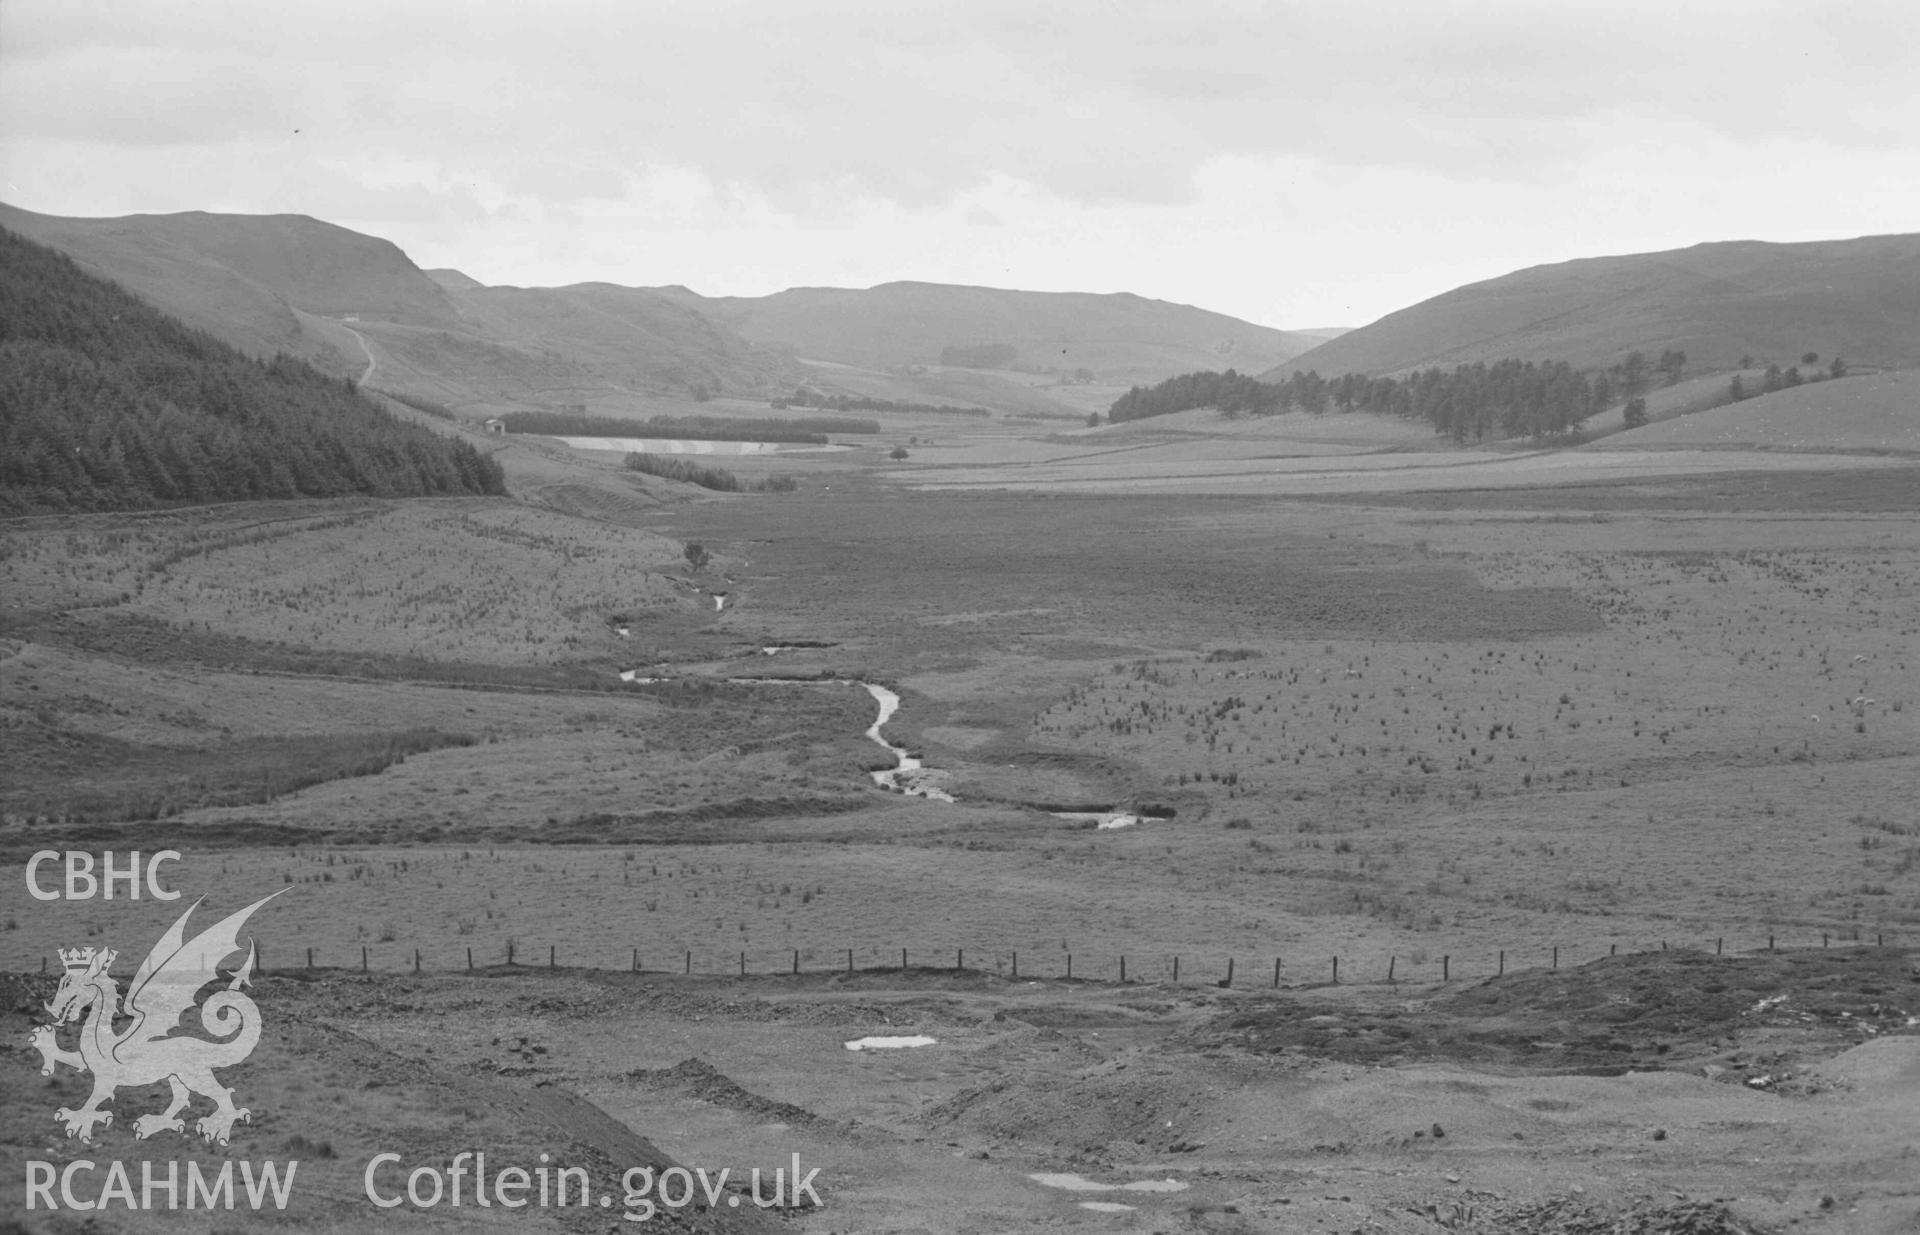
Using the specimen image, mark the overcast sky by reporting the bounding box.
[3,0,1915,329]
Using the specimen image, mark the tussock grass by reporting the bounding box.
[2,726,476,823]
[0,499,689,665]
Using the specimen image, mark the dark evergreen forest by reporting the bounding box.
[0,228,506,512]
[1107,358,1651,442]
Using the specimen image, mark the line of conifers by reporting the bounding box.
[1107,347,1846,442]
[0,228,506,513]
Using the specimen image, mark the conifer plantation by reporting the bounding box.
[0,227,505,512]
[1109,359,1627,441]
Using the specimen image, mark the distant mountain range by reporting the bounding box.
[643,281,1325,383]
[7,202,1910,414]
[1266,233,1920,379]
[0,204,1319,411]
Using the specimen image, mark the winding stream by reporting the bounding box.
[860,683,955,801]
[614,672,1166,821]
[616,672,955,802]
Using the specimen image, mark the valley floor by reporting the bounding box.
[6,402,1919,1232]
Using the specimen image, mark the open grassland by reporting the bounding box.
[9,487,1913,982]
[0,496,889,829]
[792,357,1099,419]
[0,498,691,664]
[1572,368,1764,440]
[874,373,1916,495]
[0,636,878,832]
[1604,370,1919,453]
[1094,405,1440,444]
[9,746,1916,981]
[8,437,1920,1231]
[1026,541,1916,810]
[891,441,1915,495]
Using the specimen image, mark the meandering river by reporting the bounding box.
[617,672,955,802]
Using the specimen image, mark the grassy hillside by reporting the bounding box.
[442,281,800,395]
[791,358,1096,418]
[1266,233,1920,378]
[1601,371,1920,452]
[0,202,347,372]
[0,203,801,406]
[424,266,485,290]
[0,203,461,329]
[680,281,1322,383]
[0,227,505,512]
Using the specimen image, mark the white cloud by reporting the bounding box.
[2,0,1915,325]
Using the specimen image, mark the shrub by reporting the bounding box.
[627,454,742,492]
[624,453,800,494]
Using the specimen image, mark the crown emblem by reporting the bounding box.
[58,946,116,972]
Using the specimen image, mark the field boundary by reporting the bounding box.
[30,931,1902,991]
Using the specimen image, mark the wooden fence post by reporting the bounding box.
[1066,954,1072,980]
[549,944,556,968]
[1275,957,1284,988]
[739,951,746,976]
[508,939,515,965]
[307,947,314,969]
[1223,957,1233,988]
[361,946,368,972]
[1012,951,1018,978]
[685,950,691,974]
[1387,956,1395,984]
[901,947,908,971]
[1552,946,1558,969]
[413,948,421,974]
[957,948,963,971]
[1442,955,1449,981]
[1120,956,1127,982]
[793,949,800,975]
[1499,950,1505,975]
[1331,956,1339,984]
[1173,956,1179,983]
[467,947,473,971]
[847,948,854,974]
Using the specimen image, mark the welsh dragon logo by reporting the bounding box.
[29,890,284,1145]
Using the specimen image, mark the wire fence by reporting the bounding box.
[36,928,1902,987]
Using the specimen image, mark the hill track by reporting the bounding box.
[338,319,378,384]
